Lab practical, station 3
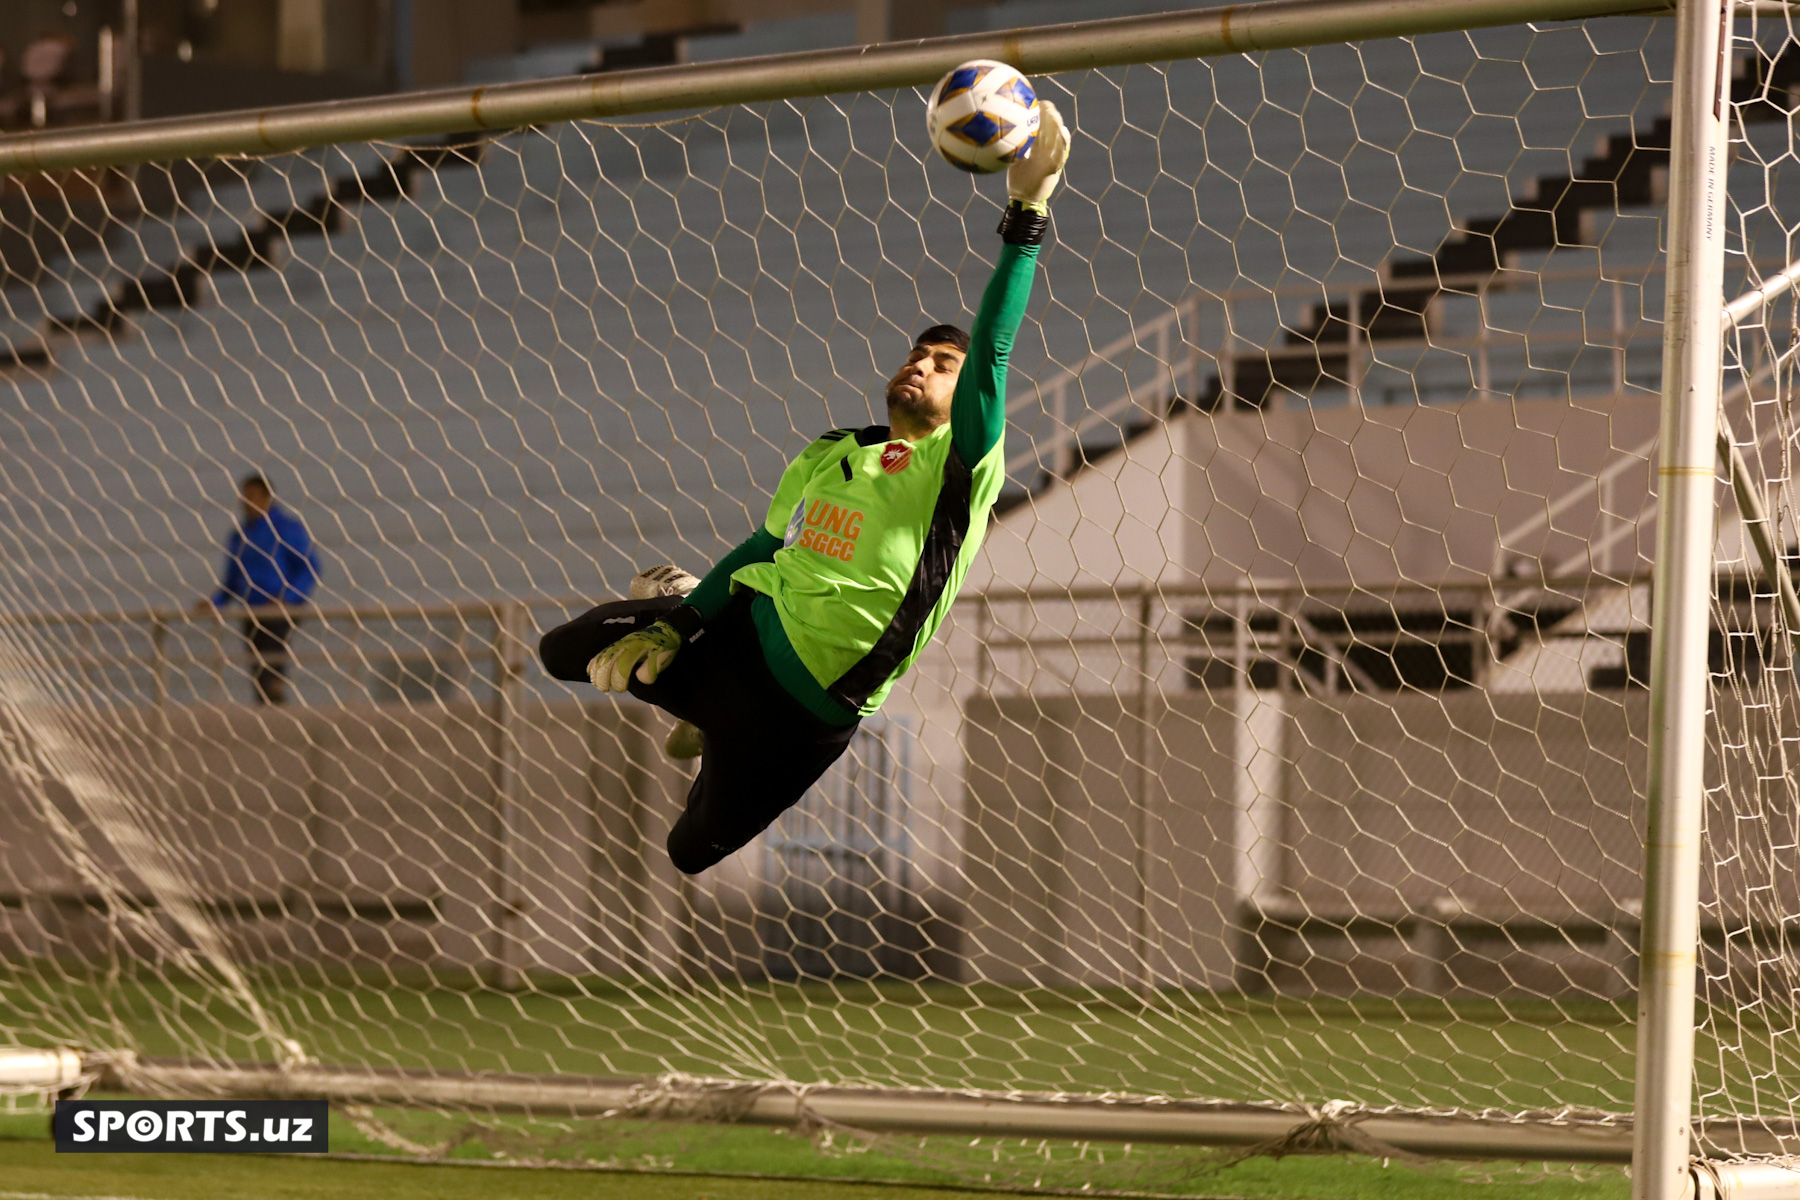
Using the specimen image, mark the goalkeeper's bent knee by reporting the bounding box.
[666,824,722,876]
[538,624,589,682]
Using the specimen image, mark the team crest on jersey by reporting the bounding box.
[880,442,912,475]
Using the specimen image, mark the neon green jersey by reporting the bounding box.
[727,242,1040,719]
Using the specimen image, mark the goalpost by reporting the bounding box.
[0,0,1791,1193]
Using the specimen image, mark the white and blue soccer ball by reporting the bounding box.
[925,60,1039,174]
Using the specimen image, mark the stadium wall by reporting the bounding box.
[0,699,699,982]
[0,685,1721,999]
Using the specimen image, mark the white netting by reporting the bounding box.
[1701,5,1800,1165]
[0,7,1764,1189]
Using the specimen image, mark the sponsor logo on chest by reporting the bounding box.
[795,499,865,562]
[789,441,919,564]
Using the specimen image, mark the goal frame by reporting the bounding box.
[0,0,1669,173]
[1635,4,1729,1200]
[0,0,1752,1192]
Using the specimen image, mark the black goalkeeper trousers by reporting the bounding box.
[538,593,860,875]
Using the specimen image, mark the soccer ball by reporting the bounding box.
[925,60,1039,174]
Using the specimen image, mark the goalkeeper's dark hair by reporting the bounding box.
[914,324,970,355]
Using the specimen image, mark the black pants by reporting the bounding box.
[539,594,860,875]
[242,616,295,705]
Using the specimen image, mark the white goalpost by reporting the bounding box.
[0,0,1797,1193]
[1636,3,1730,1200]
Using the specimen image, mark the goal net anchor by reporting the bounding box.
[0,1048,85,1097]
[1692,1164,1800,1200]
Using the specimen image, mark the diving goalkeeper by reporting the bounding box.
[539,103,1070,875]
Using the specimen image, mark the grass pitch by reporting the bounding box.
[0,1126,1630,1200]
[0,974,1664,1196]
[24,975,1641,1113]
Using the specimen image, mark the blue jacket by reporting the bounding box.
[211,503,321,608]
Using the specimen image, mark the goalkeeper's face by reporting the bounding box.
[884,341,965,433]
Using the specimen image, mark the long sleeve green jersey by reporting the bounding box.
[701,241,1039,722]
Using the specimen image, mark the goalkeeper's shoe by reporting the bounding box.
[664,720,704,761]
[630,564,700,600]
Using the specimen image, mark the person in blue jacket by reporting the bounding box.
[194,473,321,705]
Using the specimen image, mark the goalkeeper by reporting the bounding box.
[540,103,1070,875]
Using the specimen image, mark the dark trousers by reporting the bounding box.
[241,615,295,705]
[538,594,860,875]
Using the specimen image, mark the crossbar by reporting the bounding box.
[0,0,1671,174]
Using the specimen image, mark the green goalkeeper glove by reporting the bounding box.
[1007,100,1070,210]
[588,621,683,692]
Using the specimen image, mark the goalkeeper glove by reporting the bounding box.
[588,620,683,692]
[1007,100,1070,210]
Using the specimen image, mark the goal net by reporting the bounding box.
[1702,4,1800,1170]
[0,1,1778,1189]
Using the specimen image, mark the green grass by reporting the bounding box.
[3,973,1644,1114]
[0,1135,999,1200]
[316,1104,1634,1197]
[0,1110,1631,1200]
[0,971,1713,1196]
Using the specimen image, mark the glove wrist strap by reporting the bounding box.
[997,200,1050,246]
[662,604,703,640]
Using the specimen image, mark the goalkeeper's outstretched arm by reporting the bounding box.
[949,100,1070,467]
